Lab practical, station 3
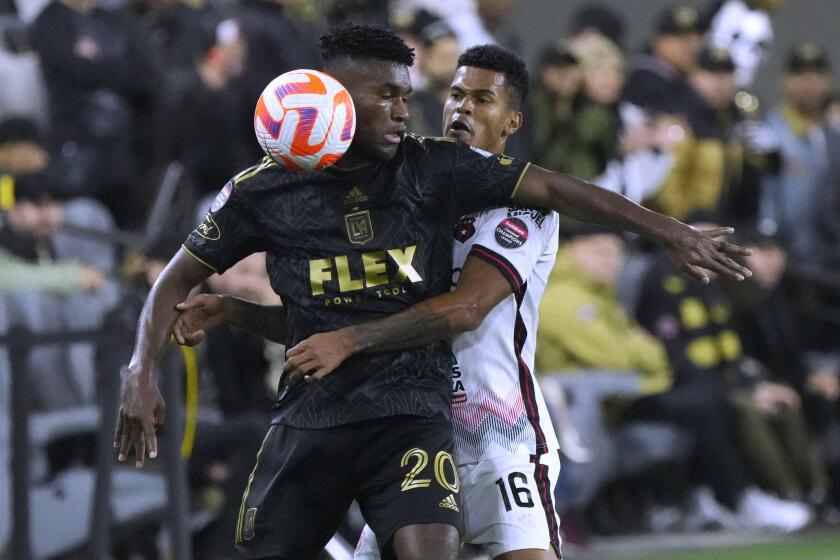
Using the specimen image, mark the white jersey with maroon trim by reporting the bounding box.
[450,204,560,463]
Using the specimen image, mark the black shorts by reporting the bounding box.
[234,414,462,559]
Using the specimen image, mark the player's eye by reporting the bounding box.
[449,91,462,100]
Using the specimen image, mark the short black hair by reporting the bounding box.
[457,44,530,108]
[320,22,415,67]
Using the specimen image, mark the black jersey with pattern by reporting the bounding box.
[183,135,530,428]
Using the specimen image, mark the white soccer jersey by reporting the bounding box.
[450,204,560,463]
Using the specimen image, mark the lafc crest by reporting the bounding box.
[345,210,374,244]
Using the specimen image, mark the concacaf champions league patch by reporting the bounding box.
[495,217,528,249]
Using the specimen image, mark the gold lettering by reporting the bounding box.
[309,258,334,296]
[335,255,364,292]
[363,252,388,287]
[388,245,422,284]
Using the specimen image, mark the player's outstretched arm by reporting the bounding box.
[173,294,286,346]
[283,256,511,382]
[512,165,752,283]
[115,249,212,468]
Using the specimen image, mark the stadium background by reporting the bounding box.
[1,0,839,559]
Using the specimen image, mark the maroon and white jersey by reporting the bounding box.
[450,204,560,463]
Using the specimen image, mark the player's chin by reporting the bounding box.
[371,141,400,161]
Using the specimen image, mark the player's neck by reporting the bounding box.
[482,141,507,155]
[332,148,377,171]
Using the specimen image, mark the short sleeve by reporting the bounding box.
[182,181,265,273]
[466,206,558,293]
[450,143,530,216]
[414,136,530,216]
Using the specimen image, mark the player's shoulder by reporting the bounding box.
[403,133,457,149]
[400,133,459,160]
[231,156,288,190]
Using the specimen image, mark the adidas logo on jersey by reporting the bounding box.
[439,494,459,512]
[343,186,368,206]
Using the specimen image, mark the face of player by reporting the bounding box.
[442,66,522,155]
[329,59,411,166]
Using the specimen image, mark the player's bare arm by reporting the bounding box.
[114,249,213,468]
[173,294,286,346]
[283,255,512,382]
[512,165,753,284]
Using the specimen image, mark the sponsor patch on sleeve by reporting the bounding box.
[195,213,220,240]
[494,217,528,249]
[210,181,232,213]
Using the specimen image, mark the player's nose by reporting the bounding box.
[455,97,473,115]
[392,97,409,122]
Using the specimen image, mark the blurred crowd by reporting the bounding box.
[1,0,839,558]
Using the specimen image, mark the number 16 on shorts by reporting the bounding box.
[495,471,535,510]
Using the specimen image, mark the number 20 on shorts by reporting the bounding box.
[400,448,460,493]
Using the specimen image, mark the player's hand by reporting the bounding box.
[283,330,355,383]
[114,366,166,469]
[173,293,228,346]
[662,224,752,284]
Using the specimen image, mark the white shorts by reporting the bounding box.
[354,452,562,559]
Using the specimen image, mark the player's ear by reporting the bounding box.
[503,111,523,137]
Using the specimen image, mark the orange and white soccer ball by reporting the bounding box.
[254,69,356,171]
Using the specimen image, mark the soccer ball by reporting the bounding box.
[254,69,356,171]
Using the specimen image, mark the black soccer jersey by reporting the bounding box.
[183,135,530,428]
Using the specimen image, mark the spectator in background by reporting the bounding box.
[167,19,254,195]
[405,11,459,137]
[0,202,104,293]
[139,0,220,74]
[636,238,819,527]
[644,46,741,221]
[529,45,582,174]
[537,229,811,532]
[622,4,702,120]
[568,3,625,48]
[760,42,834,265]
[235,0,324,111]
[29,0,157,229]
[475,0,518,49]
[729,228,839,510]
[565,33,624,179]
[531,35,625,180]
[536,230,673,394]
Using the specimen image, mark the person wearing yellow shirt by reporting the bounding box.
[537,229,811,531]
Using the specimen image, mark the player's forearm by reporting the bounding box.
[526,167,686,241]
[223,296,287,344]
[344,292,480,355]
[128,273,199,380]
